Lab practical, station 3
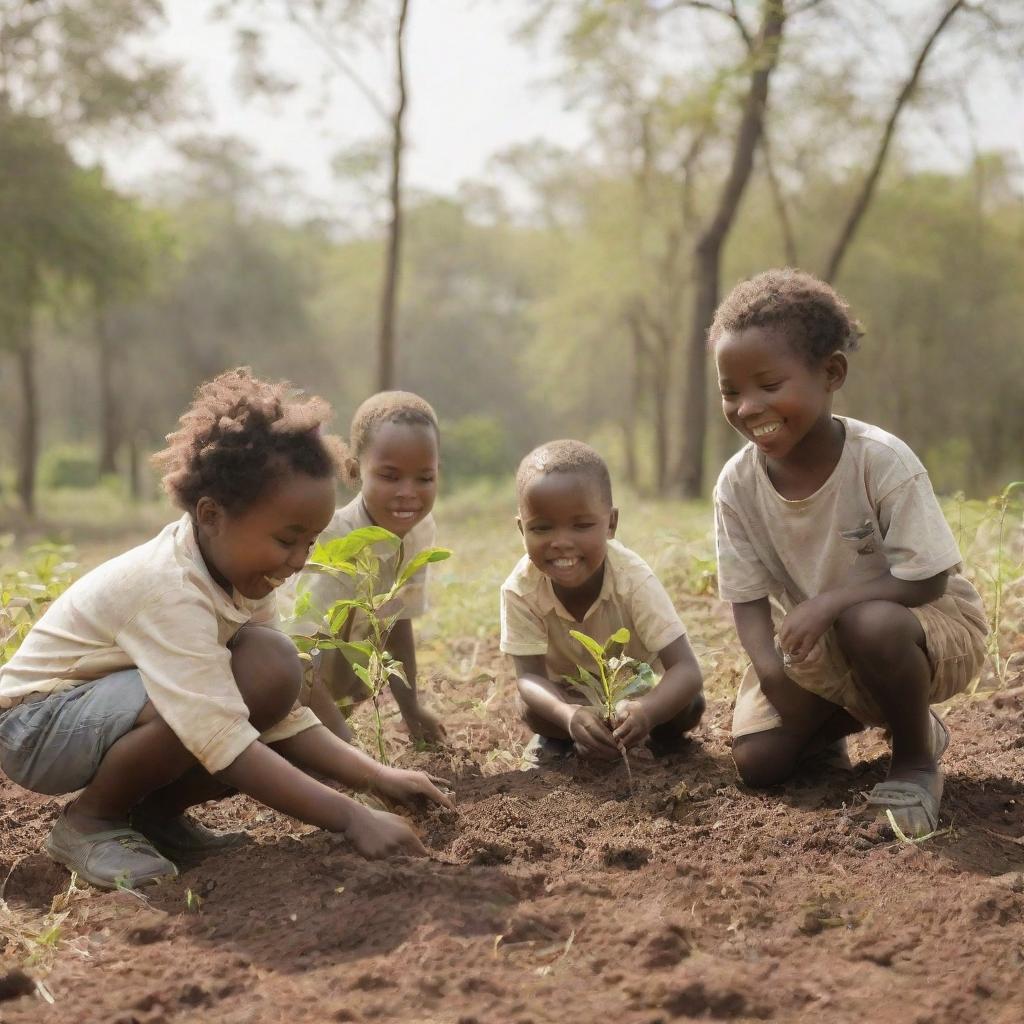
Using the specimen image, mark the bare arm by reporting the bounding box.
[385,618,446,741]
[779,569,948,663]
[732,597,836,724]
[634,635,703,728]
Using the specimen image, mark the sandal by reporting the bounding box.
[866,779,941,839]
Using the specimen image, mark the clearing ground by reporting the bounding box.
[1,488,1022,1023]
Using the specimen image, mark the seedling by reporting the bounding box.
[291,525,451,764]
[562,627,656,788]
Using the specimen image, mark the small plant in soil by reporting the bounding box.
[562,627,655,788]
[290,525,451,764]
[1,542,79,664]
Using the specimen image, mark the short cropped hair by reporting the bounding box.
[345,390,439,487]
[515,439,613,506]
[709,268,862,364]
[154,367,347,514]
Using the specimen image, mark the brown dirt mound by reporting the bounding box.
[1,675,1023,1023]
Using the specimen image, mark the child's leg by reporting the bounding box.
[70,626,302,832]
[732,680,862,788]
[302,648,357,742]
[649,691,706,751]
[833,601,940,833]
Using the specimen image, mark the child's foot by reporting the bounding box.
[45,814,178,890]
[129,808,247,857]
[521,733,574,770]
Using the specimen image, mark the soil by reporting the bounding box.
[2,636,1023,1024]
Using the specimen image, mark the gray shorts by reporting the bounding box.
[0,670,149,795]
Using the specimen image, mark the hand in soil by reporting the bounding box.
[402,704,448,745]
[373,766,455,809]
[568,707,622,761]
[612,699,652,748]
[347,806,428,858]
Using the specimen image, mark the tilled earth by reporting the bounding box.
[1,638,1023,1024]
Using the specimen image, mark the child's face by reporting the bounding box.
[517,472,618,592]
[357,421,439,538]
[196,471,337,600]
[715,325,846,460]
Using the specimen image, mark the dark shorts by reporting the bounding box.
[0,670,148,795]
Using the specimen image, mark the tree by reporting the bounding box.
[0,0,178,512]
[223,0,413,390]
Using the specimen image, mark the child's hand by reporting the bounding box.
[612,699,652,748]
[346,805,428,858]
[403,704,448,745]
[568,707,621,760]
[777,596,837,666]
[373,766,454,809]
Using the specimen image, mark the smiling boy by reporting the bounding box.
[711,269,988,837]
[500,440,705,763]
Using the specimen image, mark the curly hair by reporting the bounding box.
[708,268,862,363]
[153,367,348,514]
[344,390,439,487]
[515,439,613,506]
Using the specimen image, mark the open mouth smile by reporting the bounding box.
[751,422,781,438]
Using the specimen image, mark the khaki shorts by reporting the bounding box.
[732,593,989,738]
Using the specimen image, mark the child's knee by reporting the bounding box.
[230,626,303,731]
[732,732,795,788]
[834,601,923,664]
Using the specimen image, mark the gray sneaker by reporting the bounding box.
[129,810,247,857]
[45,815,178,890]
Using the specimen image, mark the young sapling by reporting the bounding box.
[290,525,451,763]
[562,627,656,786]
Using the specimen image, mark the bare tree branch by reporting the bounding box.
[759,130,798,264]
[823,0,966,282]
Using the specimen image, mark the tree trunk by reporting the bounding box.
[823,0,964,283]
[676,0,786,497]
[377,0,410,391]
[15,333,38,516]
[96,303,120,475]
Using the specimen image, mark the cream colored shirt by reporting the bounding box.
[714,416,984,613]
[286,494,436,639]
[0,516,320,773]
[500,539,687,681]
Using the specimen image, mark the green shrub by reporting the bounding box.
[40,446,99,490]
[441,415,515,486]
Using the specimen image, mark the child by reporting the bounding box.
[711,268,988,837]
[0,369,451,890]
[288,391,446,746]
[501,440,705,763]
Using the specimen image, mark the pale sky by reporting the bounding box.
[108,0,1023,210]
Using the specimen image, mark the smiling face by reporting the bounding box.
[195,470,337,600]
[715,324,847,462]
[517,471,618,594]
[356,420,439,538]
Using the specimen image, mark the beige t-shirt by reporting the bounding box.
[714,416,984,613]
[500,539,687,681]
[286,494,435,639]
[0,516,320,773]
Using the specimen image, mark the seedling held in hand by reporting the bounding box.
[562,627,655,787]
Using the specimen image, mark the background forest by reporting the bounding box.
[1,0,1022,517]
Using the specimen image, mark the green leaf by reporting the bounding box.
[396,547,452,588]
[333,639,373,668]
[351,661,374,694]
[619,662,656,698]
[310,527,399,569]
[325,598,364,634]
[604,627,631,652]
[569,630,605,664]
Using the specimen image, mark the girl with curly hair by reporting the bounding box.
[711,269,988,838]
[288,390,447,745]
[0,369,451,889]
